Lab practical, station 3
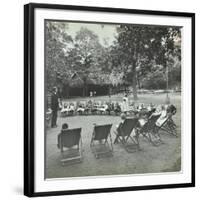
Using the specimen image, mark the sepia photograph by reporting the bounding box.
[45,20,182,179]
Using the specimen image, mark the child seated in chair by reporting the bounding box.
[98,103,109,114]
[114,113,126,144]
[146,103,156,118]
[155,105,168,127]
[106,102,112,115]
[77,104,85,114]
[60,103,69,116]
[57,123,69,149]
[114,102,121,115]
[138,110,149,128]
[166,104,177,115]
[68,103,75,115]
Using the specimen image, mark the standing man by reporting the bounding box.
[51,87,59,128]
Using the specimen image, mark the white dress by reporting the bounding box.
[156,110,167,127]
[98,104,108,112]
[122,97,129,112]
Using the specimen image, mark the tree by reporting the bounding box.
[142,65,166,89]
[116,25,181,99]
[45,21,73,93]
[67,27,105,96]
[153,27,181,97]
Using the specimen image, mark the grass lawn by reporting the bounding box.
[46,93,181,179]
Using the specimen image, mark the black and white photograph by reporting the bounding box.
[23,3,195,196]
[45,20,182,179]
[0,0,199,199]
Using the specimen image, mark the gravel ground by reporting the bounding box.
[45,93,181,179]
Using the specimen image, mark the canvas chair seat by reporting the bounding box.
[90,124,113,158]
[77,107,85,114]
[58,128,83,165]
[114,118,140,153]
[139,114,163,146]
[157,113,177,137]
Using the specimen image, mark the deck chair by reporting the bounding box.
[72,101,77,110]
[90,124,113,158]
[59,128,83,165]
[114,103,121,115]
[139,114,162,146]
[157,111,177,137]
[114,118,140,153]
[60,102,69,117]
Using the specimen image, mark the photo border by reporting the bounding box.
[24,3,195,197]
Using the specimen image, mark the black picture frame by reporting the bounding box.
[24,3,195,197]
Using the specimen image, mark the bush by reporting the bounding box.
[142,71,166,90]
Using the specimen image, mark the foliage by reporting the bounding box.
[115,25,181,99]
[67,27,107,96]
[45,22,181,98]
[45,21,73,91]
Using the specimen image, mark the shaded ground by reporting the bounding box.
[46,93,181,179]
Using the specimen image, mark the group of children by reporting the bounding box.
[60,100,122,116]
[114,103,176,144]
[57,103,176,149]
[138,104,176,128]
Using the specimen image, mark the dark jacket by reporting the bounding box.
[51,92,59,111]
[167,104,177,115]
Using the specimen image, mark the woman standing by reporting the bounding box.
[121,94,129,113]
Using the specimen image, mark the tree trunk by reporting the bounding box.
[132,62,138,100]
[65,84,70,98]
[136,74,141,90]
[82,81,88,97]
[82,86,85,97]
[124,85,127,94]
[108,84,111,97]
[85,84,88,96]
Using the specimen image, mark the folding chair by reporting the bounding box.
[80,101,86,106]
[77,101,86,115]
[90,105,98,115]
[77,106,85,115]
[114,103,121,115]
[114,118,140,153]
[69,101,77,115]
[90,124,113,158]
[97,104,108,115]
[59,128,83,165]
[157,111,177,137]
[60,102,70,117]
[72,101,77,109]
[139,114,162,146]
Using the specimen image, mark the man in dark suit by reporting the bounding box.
[51,87,59,128]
